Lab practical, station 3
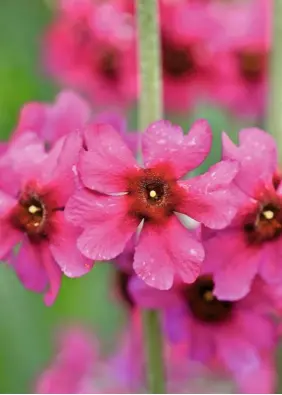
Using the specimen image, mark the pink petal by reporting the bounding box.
[13,238,47,293]
[222,129,277,197]
[0,142,8,155]
[50,213,93,277]
[259,240,282,284]
[42,247,62,306]
[134,224,174,290]
[128,275,181,309]
[0,190,17,215]
[0,133,47,194]
[179,160,239,229]
[203,229,260,300]
[218,332,261,379]
[134,217,203,290]
[0,220,21,261]
[69,193,138,260]
[44,90,91,143]
[41,131,82,188]
[80,123,138,193]
[66,189,129,227]
[13,102,47,140]
[235,355,276,394]
[94,111,126,134]
[142,119,212,178]
[166,217,204,284]
[0,192,21,259]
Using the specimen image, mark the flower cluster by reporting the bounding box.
[1,90,281,392]
[43,0,270,117]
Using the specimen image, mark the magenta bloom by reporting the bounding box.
[160,0,217,112]
[203,128,282,300]
[36,327,97,394]
[210,0,271,118]
[44,0,137,106]
[0,132,92,305]
[129,274,277,393]
[66,120,238,289]
[13,90,91,148]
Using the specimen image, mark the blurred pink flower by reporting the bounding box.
[209,0,271,118]
[129,274,277,393]
[66,119,238,289]
[0,132,92,305]
[160,0,217,112]
[36,327,97,393]
[13,90,91,148]
[43,0,137,107]
[203,128,282,301]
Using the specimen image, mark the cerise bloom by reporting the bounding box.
[43,0,137,106]
[159,0,217,112]
[202,128,282,300]
[12,90,91,148]
[209,0,270,118]
[129,273,277,393]
[0,132,92,305]
[66,120,238,289]
[36,327,98,394]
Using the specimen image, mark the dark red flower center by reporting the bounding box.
[10,187,64,244]
[126,164,185,224]
[244,202,282,244]
[238,50,266,83]
[184,275,233,323]
[162,35,196,79]
[99,50,120,82]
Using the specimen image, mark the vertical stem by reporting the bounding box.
[137,0,163,129]
[137,1,165,393]
[267,0,282,156]
[142,310,165,394]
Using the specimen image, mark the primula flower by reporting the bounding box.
[203,128,282,300]
[129,274,277,394]
[160,0,218,112]
[43,0,137,106]
[13,90,91,148]
[36,327,97,394]
[0,132,92,305]
[209,0,271,118]
[66,120,238,289]
[10,90,138,155]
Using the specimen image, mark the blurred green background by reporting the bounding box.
[0,1,256,392]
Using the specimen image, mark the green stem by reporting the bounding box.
[142,310,165,394]
[267,0,282,156]
[137,1,165,393]
[137,0,163,129]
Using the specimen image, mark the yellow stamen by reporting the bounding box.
[149,190,157,198]
[204,291,214,302]
[263,210,274,220]
[28,205,40,214]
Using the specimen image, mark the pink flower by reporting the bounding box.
[202,128,282,300]
[129,274,278,393]
[159,0,218,112]
[36,327,97,394]
[66,120,238,289]
[209,0,271,118]
[0,131,92,305]
[13,90,91,148]
[43,0,137,106]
